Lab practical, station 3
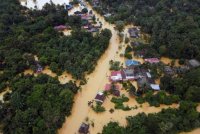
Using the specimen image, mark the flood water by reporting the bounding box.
[19,0,199,134]
[20,0,70,9]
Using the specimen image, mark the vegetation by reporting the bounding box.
[160,68,200,102]
[0,74,79,134]
[92,102,106,113]
[111,95,131,111]
[0,0,112,81]
[136,90,180,107]
[109,60,121,71]
[91,0,200,60]
[103,101,200,134]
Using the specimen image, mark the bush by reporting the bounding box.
[92,102,106,113]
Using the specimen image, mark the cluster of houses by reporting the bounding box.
[74,10,102,32]
[128,27,140,38]
[93,58,163,104]
[110,65,160,92]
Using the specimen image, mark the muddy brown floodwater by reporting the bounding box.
[58,2,178,134]
[19,1,199,134]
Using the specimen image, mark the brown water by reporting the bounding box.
[160,57,180,67]
[19,1,198,134]
[58,2,177,134]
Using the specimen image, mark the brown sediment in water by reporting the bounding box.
[58,2,178,134]
[160,57,180,67]
[180,128,200,134]
[19,1,181,134]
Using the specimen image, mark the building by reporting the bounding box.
[144,58,160,64]
[186,59,200,68]
[150,84,160,91]
[79,123,89,134]
[110,71,122,82]
[164,66,174,75]
[104,84,120,96]
[125,60,141,67]
[128,28,140,38]
[54,25,67,31]
[121,68,136,81]
[131,42,140,47]
[94,92,105,103]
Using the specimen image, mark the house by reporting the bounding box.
[125,60,141,67]
[128,28,140,38]
[36,63,43,73]
[66,4,73,10]
[121,68,136,81]
[104,13,111,18]
[164,66,174,75]
[104,84,120,91]
[54,25,67,31]
[131,42,140,47]
[144,58,160,64]
[104,84,120,96]
[134,50,146,58]
[150,84,160,91]
[79,123,89,134]
[94,91,105,103]
[110,71,122,82]
[186,59,200,68]
[137,77,149,88]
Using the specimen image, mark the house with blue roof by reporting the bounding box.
[125,60,141,67]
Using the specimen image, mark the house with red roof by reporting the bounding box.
[109,71,122,82]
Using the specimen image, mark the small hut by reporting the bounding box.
[79,123,89,134]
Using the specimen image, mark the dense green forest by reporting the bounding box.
[0,0,111,133]
[102,101,200,134]
[0,0,111,83]
[0,74,79,133]
[90,0,200,59]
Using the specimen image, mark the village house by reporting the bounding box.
[36,63,43,73]
[150,84,160,91]
[186,59,200,69]
[125,60,141,67]
[110,71,122,82]
[54,25,67,31]
[121,68,136,81]
[128,28,140,38]
[104,84,120,96]
[79,123,89,134]
[144,58,160,64]
[131,42,141,48]
[94,91,105,103]
[164,66,174,75]
[134,50,146,58]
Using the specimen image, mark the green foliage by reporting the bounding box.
[92,102,106,113]
[111,95,131,111]
[136,90,180,107]
[0,74,79,134]
[102,101,200,134]
[102,122,125,134]
[161,68,200,102]
[109,60,121,71]
[96,0,200,59]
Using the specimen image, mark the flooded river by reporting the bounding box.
[19,1,199,134]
